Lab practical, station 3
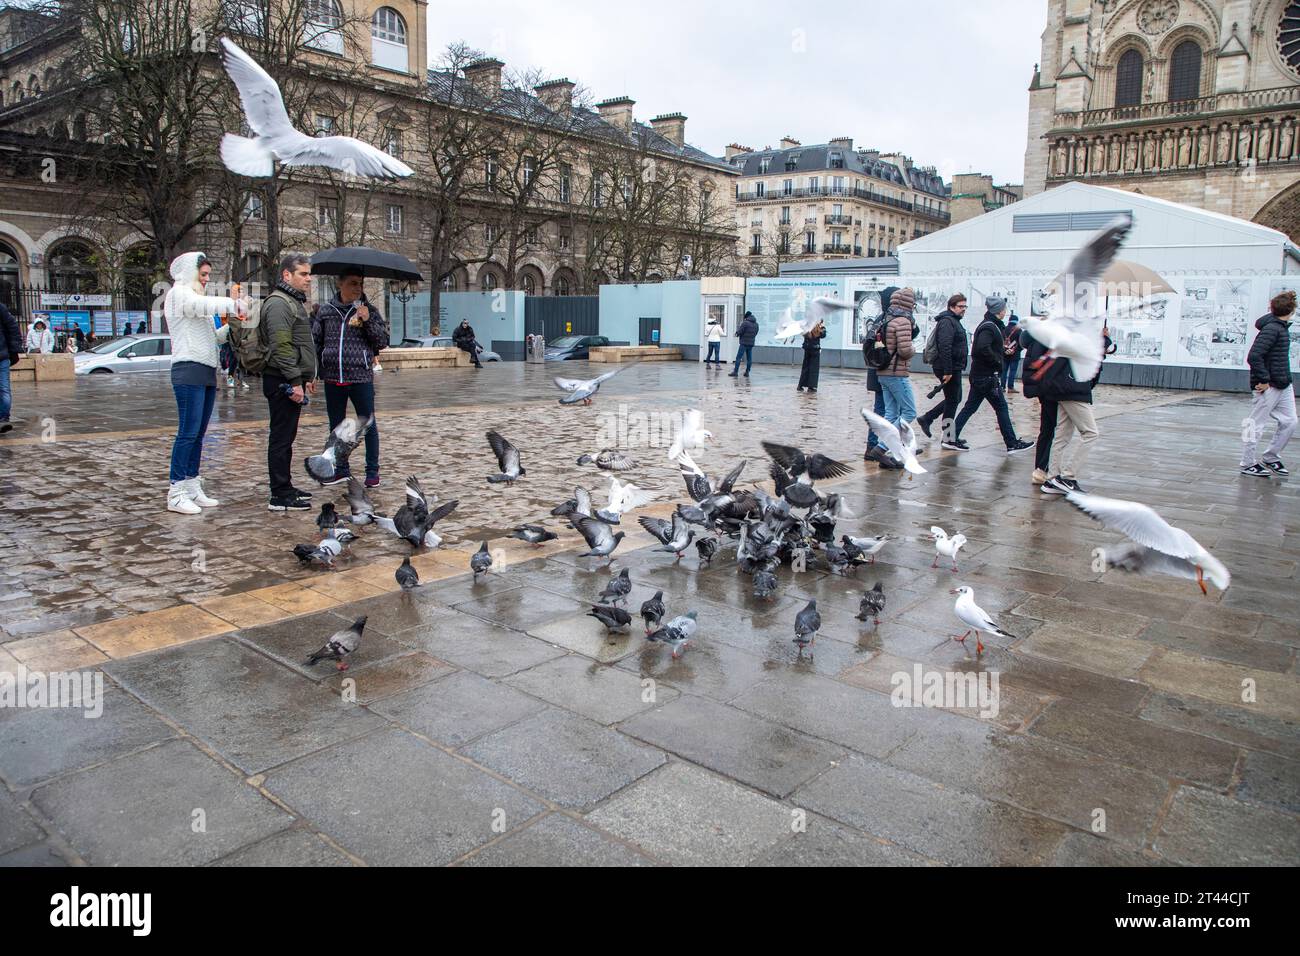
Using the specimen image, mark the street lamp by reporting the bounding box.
[390,280,415,342]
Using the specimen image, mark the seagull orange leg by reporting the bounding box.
[1196,566,1207,596]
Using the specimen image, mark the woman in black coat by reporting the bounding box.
[797,321,827,392]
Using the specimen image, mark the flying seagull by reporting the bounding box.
[860,408,925,476]
[1021,214,1134,383]
[773,295,854,341]
[668,409,713,462]
[305,616,366,671]
[949,586,1015,655]
[553,365,631,405]
[1065,490,1229,594]
[219,38,414,180]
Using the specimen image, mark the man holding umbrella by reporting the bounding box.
[312,269,389,486]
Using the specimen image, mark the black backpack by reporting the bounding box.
[866,316,896,372]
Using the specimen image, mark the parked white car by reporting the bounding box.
[74,335,174,374]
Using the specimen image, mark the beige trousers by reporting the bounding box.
[1051,401,1098,479]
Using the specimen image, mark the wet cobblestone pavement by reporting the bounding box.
[0,361,1296,866]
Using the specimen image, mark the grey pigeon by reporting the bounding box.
[292,536,342,567]
[395,556,419,590]
[577,449,634,471]
[752,569,779,601]
[570,515,625,563]
[647,611,698,659]
[640,590,666,633]
[329,526,358,546]
[783,482,822,510]
[793,599,821,655]
[639,512,694,558]
[695,536,718,565]
[304,416,373,484]
[471,541,493,576]
[486,430,526,483]
[823,543,852,575]
[305,616,366,671]
[842,533,893,564]
[588,604,632,633]
[510,524,558,547]
[554,365,631,405]
[316,502,339,531]
[343,477,376,525]
[392,499,458,549]
[856,581,886,624]
[599,567,632,605]
[761,441,851,481]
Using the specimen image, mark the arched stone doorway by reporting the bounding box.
[1254,181,1300,242]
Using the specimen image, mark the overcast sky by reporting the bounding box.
[426,0,1047,186]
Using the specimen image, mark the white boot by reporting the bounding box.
[168,482,202,515]
[185,477,219,508]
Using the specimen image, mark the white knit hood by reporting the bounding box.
[163,251,236,370]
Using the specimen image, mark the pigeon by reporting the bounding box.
[395,556,419,590]
[304,416,373,484]
[599,568,632,605]
[668,409,713,462]
[509,524,558,547]
[676,503,713,527]
[773,295,853,341]
[842,533,892,564]
[606,477,654,519]
[856,582,886,624]
[316,502,339,531]
[931,526,967,572]
[761,441,852,481]
[1021,215,1133,383]
[328,526,358,547]
[292,536,342,567]
[695,536,718,565]
[822,543,852,575]
[486,430,526,484]
[471,541,493,576]
[305,616,366,671]
[783,481,822,510]
[793,600,821,655]
[570,515,625,563]
[639,513,695,558]
[219,38,414,180]
[752,569,779,601]
[809,512,837,545]
[405,475,434,509]
[1065,490,1229,594]
[343,477,376,525]
[949,586,1015,655]
[577,449,635,471]
[395,500,458,549]
[588,604,632,633]
[554,365,632,405]
[860,408,925,476]
[640,590,666,633]
[647,611,697,658]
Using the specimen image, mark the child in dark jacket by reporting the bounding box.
[1240,290,1296,477]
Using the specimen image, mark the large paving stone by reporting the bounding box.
[1234,750,1300,814]
[586,762,792,866]
[262,728,543,865]
[1135,620,1294,672]
[1139,692,1300,762]
[30,739,292,866]
[452,585,587,631]
[460,813,655,867]
[528,611,653,664]
[750,816,935,867]
[462,708,665,809]
[104,638,387,774]
[370,670,547,748]
[389,605,565,678]
[0,680,176,787]
[0,841,72,867]
[0,787,43,856]
[504,654,675,725]
[1050,832,1172,867]
[792,755,1069,865]
[619,695,844,798]
[1027,698,1240,789]
[212,828,357,866]
[233,610,411,683]
[615,638,774,703]
[1139,649,1300,723]
[320,652,455,704]
[1155,786,1300,867]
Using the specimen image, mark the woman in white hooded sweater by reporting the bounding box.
[163,252,249,514]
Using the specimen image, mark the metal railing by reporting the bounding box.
[824,214,852,225]
[1055,86,1300,130]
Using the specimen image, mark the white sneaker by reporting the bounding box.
[226,376,235,387]
[240,381,249,390]
[185,477,219,508]
[167,482,202,515]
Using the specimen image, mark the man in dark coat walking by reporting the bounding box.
[917,293,969,444]
[950,296,1034,454]
[729,310,758,377]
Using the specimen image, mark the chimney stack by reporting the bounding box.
[534,77,575,112]
[829,136,854,150]
[725,143,753,159]
[780,136,801,149]
[595,96,636,132]
[463,57,504,96]
[649,112,686,145]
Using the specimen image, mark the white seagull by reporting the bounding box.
[606,477,654,518]
[1065,490,1229,595]
[861,407,926,476]
[1021,214,1132,383]
[774,294,853,341]
[218,39,414,180]
[668,408,713,462]
[842,533,893,564]
[948,586,1015,655]
[930,526,967,572]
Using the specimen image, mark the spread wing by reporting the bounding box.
[553,376,588,392]
[1065,491,1201,561]
[220,38,292,138]
[718,460,747,493]
[1057,215,1132,324]
[571,515,614,549]
[804,453,851,481]
[280,134,414,180]
[860,407,901,453]
[486,430,517,472]
[637,516,673,543]
[761,441,804,473]
[806,296,853,323]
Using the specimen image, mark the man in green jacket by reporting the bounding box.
[262,253,318,511]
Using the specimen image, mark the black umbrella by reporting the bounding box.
[310,247,422,282]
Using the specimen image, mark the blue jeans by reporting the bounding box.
[0,357,11,421]
[866,386,887,449]
[170,384,216,482]
[879,376,916,427]
[1002,357,1020,390]
[955,375,1019,447]
[324,381,379,478]
[705,340,720,363]
[731,344,753,374]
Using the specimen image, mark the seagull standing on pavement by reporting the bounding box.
[842,533,893,565]
[931,526,966,571]
[948,586,1015,655]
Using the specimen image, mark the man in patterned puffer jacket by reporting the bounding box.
[311,270,390,487]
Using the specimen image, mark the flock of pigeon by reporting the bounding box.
[297,215,1232,671]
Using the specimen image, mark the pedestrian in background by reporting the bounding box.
[877,287,918,443]
[1002,313,1023,393]
[917,293,968,446]
[0,301,21,434]
[262,253,318,511]
[25,318,53,353]
[705,318,723,365]
[729,310,758,377]
[864,286,901,469]
[1021,331,1100,495]
[1241,290,1296,478]
[950,296,1034,454]
[797,320,826,392]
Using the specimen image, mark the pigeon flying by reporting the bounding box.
[486,430,526,484]
[304,416,374,485]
